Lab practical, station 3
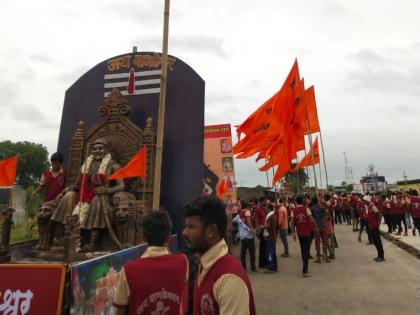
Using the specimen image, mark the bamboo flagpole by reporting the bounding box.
[152,0,171,210]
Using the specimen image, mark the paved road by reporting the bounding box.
[235,224,420,315]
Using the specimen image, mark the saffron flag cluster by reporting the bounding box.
[233,59,321,185]
[0,156,18,187]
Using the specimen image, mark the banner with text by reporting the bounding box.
[0,264,66,315]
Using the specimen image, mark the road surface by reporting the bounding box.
[237,224,420,315]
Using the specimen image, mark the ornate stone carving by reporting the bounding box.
[35,201,55,250]
[64,215,80,263]
[66,121,85,187]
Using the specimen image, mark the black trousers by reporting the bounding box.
[370,228,384,259]
[383,214,393,232]
[298,235,311,274]
[335,211,343,224]
[359,219,372,243]
[240,238,256,270]
[258,232,267,268]
[413,218,420,235]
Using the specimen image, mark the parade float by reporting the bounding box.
[0,48,205,314]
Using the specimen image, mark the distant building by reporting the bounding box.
[236,185,277,201]
[396,179,420,193]
[360,175,387,193]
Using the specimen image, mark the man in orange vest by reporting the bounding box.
[113,211,189,315]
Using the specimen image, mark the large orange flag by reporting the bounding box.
[0,156,18,187]
[294,137,320,170]
[108,146,146,179]
[235,60,301,159]
[216,179,229,198]
[236,92,277,139]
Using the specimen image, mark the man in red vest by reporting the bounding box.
[363,195,385,262]
[291,195,316,277]
[113,211,188,315]
[182,196,256,315]
[32,152,67,202]
[407,190,420,236]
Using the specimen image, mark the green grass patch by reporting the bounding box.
[10,219,38,244]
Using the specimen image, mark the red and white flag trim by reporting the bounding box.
[104,68,161,97]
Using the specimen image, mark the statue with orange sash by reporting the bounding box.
[51,138,124,252]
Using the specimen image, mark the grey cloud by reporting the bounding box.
[10,103,46,122]
[172,35,228,58]
[105,0,163,25]
[350,49,385,66]
[30,54,55,64]
[322,1,348,16]
[345,48,420,96]
[56,65,90,85]
[393,104,417,114]
[0,79,19,105]
[206,92,257,107]
[133,35,228,58]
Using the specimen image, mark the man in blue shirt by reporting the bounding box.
[233,202,257,272]
[309,196,330,263]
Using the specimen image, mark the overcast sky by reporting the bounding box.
[1,0,420,188]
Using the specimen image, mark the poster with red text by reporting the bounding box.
[203,124,238,212]
[0,264,66,315]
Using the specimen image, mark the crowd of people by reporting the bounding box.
[231,190,420,279]
[109,190,420,314]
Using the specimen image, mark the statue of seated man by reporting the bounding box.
[51,138,124,251]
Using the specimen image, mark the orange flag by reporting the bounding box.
[235,59,301,159]
[236,92,277,140]
[304,86,321,135]
[216,179,229,198]
[108,146,146,179]
[294,137,320,170]
[0,156,18,187]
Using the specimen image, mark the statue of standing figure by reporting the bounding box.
[50,137,124,252]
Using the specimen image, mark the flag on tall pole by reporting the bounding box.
[294,137,320,170]
[0,156,18,187]
[108,146,147,180]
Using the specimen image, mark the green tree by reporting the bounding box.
[282,163,309,193]
[0,140,50,188]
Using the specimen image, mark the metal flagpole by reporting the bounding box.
[265,158,270,188]
[152,0,171,210]
[303,139,310,189]
[306,121,318,191]
[318,160,323,190]
[318,130,329,190]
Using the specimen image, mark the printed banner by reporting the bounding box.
[203,124,238,212]
[70,236,178,315]
[0,264,66,315]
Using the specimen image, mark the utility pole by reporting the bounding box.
[403,170,408,191]
[343,152,351,184]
